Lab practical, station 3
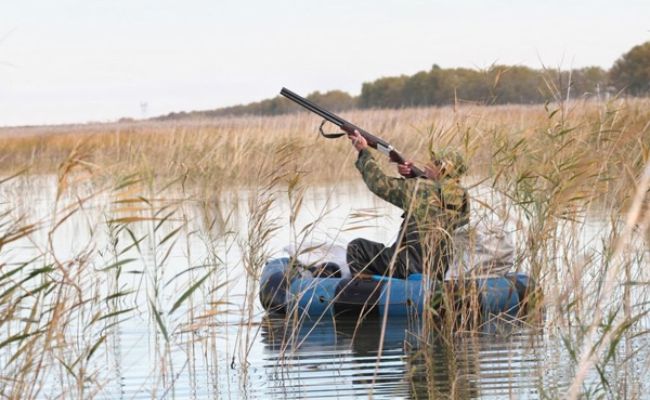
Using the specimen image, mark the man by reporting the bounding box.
[346,130,469,281]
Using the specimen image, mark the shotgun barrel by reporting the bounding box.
[280,87,426,178]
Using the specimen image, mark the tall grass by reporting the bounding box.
[1,96,649,398]
[0,154,235,397]
[1,98,647,196]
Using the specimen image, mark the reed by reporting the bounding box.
[1,98,647,198]
[1,96,649,398]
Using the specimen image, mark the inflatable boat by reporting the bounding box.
[259,257,537,319]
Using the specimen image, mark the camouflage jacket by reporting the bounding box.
[355,149,469,275]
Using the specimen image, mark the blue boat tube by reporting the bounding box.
[259,257,536,319]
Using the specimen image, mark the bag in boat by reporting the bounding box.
[447,211,516,280]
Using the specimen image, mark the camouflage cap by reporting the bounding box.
[430,148,468,178]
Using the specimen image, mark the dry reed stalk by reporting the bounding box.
[565,158,650,399]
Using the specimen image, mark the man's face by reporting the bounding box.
[424,159,444,180]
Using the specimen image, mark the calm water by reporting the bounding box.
[1,177,648,399]
[254,316,550,399]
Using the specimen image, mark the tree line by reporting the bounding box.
[156,41,650,120]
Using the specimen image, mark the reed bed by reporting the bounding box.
[1,97,649,398]
[1,98,647,196]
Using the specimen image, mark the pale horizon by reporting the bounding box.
[1,0,648,127]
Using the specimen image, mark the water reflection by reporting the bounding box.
[5,179,643,398]
[259,315,545,399]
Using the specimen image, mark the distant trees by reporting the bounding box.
[154,42,647,121]
[357,64,609,109]
[155,90,356,121]
[568,67,608,97]
[359,75,409,108]
[304,90,358,111]
[488,66,546,103]
[609,41,650,95]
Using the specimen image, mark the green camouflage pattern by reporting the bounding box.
[355,148,469,246]
[429,148,468,178]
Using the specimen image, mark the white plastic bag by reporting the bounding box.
[446,210,516,280]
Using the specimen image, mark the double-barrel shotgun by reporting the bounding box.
[280,87,426,178]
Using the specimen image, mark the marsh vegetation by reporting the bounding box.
[1,97,649,398]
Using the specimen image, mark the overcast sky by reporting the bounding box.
[1,0,648,126]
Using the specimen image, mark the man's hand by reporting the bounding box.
[397,161,413,178]
[348,129,368,152]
